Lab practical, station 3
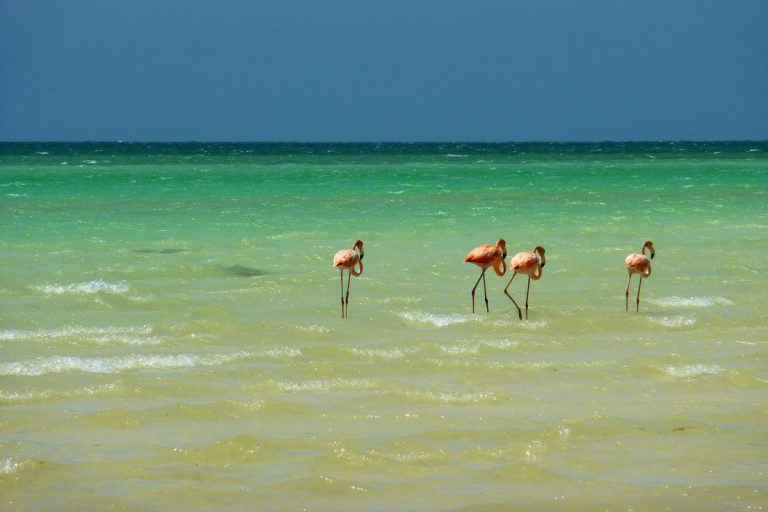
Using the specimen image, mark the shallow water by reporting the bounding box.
[1,142,767,510]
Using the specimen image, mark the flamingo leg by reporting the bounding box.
[525,276,531,320]
[482,271,490,312]
[625,273,632,312]
[339,270,346,318]
[636,276,643,312]
[503,272,523,320]
[344,269,352,318]
[470,268,487,314]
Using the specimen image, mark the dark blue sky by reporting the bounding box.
[1,0,766,141]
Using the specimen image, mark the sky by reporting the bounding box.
[1,0,766,142]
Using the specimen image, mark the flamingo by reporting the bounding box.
[333,239,364,318]
[504,246,546,320]
[464,239,507,313]
[625,240,655,312]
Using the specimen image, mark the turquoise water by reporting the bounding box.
[1,142,767,510]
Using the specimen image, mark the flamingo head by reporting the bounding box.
[643,240,655,259]
[353,239,364,260]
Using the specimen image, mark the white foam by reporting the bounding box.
[492,319,549,329]
[33,280,130,296]
[0,383,119,403]
[665,364,723,378]
[403,389,499,404]
[0,325,160,345]
[649,315,697,327]
[271,378,376,392]
[399,311,472,327]
[296,325,329,334]
[0,458,28,475]
[439,344,479,355]
[481,339,520,350]
[648,296,733,308]
[350,348,406,360]
[0,352,251,376]
[257,347,302,358]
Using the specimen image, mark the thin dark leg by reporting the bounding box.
[636,276,643,313]
[525,276,531,320]
[340,270,345,318]
[482,271,489,312]
[625,273,632,312]
[345,270,352,318]
[504,272,523,320]
[470,268,487,314]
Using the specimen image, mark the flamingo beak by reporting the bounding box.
[541,262,546,268]
[650,253,655,259]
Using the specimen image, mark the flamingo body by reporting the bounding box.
[504,246,546,320]
[625,240,655,312]
[333,249,361,271]
[625,253,651,277]
[333,240,364,318]
[464,239,507,313]
[509,250,543,278]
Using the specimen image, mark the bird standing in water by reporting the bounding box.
[464,239,507,313]
[625,240,655,312]
[504,246,546,320]
[333,240,364,318]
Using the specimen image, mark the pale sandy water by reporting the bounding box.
[1,142,767,510]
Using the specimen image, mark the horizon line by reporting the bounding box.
[2,139,767,145]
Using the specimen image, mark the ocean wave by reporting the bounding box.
[664,364,723,378]
[0,352,252,376]
[268,378,377,392]
[480,339,520,350]
[492,319,549,329]
[0,383,120,403]
[0,325,161,345]
[258,347,303,359]
[648,315,697,327]
[33,280,130,296]
[648,296,733,308]
[439,343,480,355]
[398,389,500,404]
[349,348,407,360]
[296,325,330,334]
[399,311,473,327]
[1,458,32,475]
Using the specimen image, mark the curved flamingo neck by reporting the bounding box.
[350,258,363,277]
[493,257,507,276]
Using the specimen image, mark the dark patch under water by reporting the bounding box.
[135,248,185,255]
[224,265,266,277]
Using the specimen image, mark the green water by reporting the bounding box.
[1,142,767,510]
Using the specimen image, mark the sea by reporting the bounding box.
[1,141,766,511]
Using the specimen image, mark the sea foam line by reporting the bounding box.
[32,280,130,296]
[0,325,160,345]
[665,364,724,378]
[648,315,697,328]
[0,352,253,376]
[399,311,474,327]
[647,296,733,308]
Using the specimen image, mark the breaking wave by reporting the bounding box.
[648,296,733,308]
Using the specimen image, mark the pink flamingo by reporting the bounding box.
[464,239,507,313]
[504,246,546,320]
[333,240,364,318]
[625,240,655,312]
